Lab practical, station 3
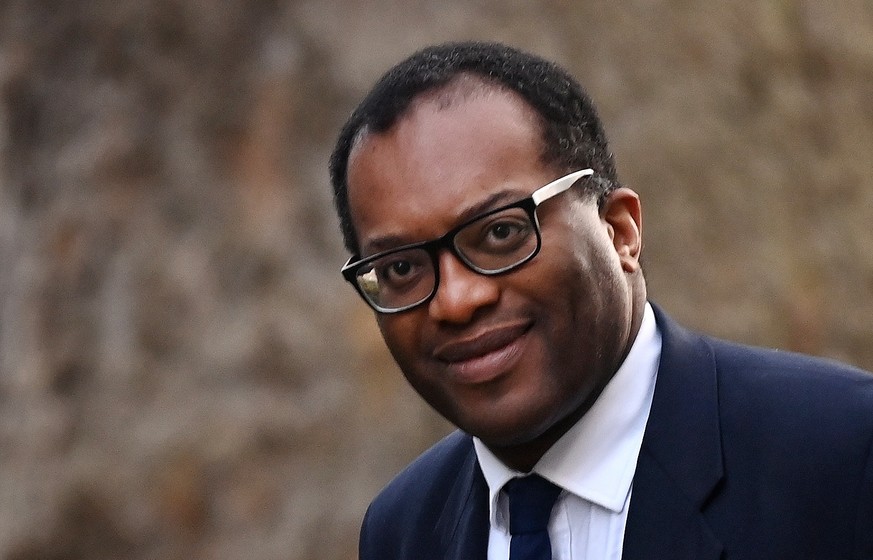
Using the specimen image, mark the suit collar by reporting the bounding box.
[623,304,724,559]
[433,436,490,560]
[642,305,724,504]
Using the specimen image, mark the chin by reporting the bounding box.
[473,429,539,450]
[459,407,557,447]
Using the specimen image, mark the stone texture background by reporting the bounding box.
[1,1,871,558]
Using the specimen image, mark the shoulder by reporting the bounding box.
[659,307,873,476]
[652,303,873,415]
[369,429,475,511]
[705,334,873,418]
[703,335,873,555]
[360,430,478,558]
[651,306,873,554]
[711,337,873,476]
[652,302,873,471]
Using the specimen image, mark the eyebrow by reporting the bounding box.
[361,188,527,255]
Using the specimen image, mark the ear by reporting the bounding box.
[601,188,642,273]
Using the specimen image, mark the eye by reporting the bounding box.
[386,259,412,278]
[486,220,527,242]
[373,250,430,291]
[455,207,535,262]
[477,216,532,253]
[377,258,414,282]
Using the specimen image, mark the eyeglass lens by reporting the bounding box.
[354,205,538,311]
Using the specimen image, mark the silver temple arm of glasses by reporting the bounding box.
[530,168,594,206]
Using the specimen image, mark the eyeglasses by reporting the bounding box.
[341,168,595,313]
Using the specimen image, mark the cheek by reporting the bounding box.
[530,227,630,361]
[532,240,609,305]
[377,314,429,380]
[377,316,412,353]
[562,223,627,305]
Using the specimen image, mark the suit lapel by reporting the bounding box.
[623,306,724,560]
[433,437,490,560]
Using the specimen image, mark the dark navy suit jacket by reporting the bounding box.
[359,306,873,559]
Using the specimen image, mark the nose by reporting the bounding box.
[428,250,500,324]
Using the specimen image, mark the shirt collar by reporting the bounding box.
[474,302,661,522]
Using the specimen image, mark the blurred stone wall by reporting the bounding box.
[0,1,871,559]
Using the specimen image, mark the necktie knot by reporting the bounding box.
[504,474,562,536]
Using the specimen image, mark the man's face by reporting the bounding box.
[345,88,642,454]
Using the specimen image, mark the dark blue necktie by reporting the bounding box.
[504,474,563,560]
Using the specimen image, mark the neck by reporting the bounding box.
[487,388,604,472]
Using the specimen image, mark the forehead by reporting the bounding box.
[346,89,553,255]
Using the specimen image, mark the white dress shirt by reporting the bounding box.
[473,302,661,560]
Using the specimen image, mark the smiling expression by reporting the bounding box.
[345,83,644,469]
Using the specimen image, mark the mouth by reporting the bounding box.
[433,322,531,384]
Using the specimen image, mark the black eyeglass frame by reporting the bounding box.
[341,168,595,313]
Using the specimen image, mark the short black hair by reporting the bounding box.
[329,41,619,254]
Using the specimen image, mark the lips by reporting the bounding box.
[432,322,531,384]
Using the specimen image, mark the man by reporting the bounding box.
[329,42,873,560]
